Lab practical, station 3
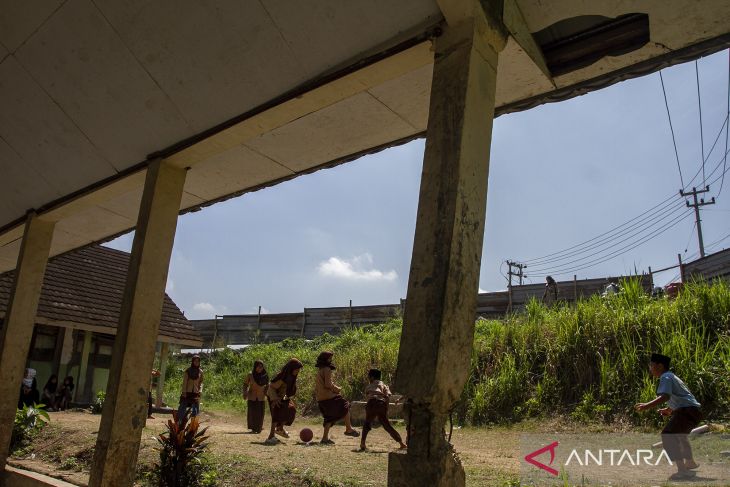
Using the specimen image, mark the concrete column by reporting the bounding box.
[388,12,505,487]
[75,330,93,403]
[89,160,186,487]
[155,342,169,407]
[0,213,55,467]
[57,328,74,380]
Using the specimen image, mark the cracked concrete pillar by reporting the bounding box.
[89,160,186,487]
[0,213,55,468]
[388,9,505,487]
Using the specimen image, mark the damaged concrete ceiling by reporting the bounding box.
[1,0,729,271]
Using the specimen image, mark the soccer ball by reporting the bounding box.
[299,428,314,443]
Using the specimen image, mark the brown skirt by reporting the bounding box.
[318,395,350,425]
[268,398,296,426]
[247,400,265,432]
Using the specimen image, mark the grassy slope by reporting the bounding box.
[163,280,730,425]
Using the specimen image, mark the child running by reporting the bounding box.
[315,351,359,444]
[359,369,406,451]
[635,353,702,481]
[265,358,303,445]
[243,360,269,433]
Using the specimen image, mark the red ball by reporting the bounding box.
[299,428,314,443]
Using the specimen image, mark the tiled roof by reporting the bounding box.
[0,245,201,345]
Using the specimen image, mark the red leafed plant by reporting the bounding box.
[153,410,211,487]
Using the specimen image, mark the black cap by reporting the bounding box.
[650,353,670,369]
[368,369,382,380]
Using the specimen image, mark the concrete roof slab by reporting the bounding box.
[245,91,418,172]
[0,0,64,52]
[0,56,115,199]
[184,145,294,202]
[15,0,193,171]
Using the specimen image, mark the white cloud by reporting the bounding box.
[190,302,228,319]
[166,277,175,293]
[317,253,397,281]
[250,306,271,314]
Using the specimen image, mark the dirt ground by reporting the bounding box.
[9,410,729,486]
[10,409,519,486]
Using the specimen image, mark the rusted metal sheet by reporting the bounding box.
[684,248,730,284]
[191,274,651,345]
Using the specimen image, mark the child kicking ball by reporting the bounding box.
[359,369,407,452]
[635,353,702,481]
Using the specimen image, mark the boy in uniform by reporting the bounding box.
[359,369,406,451]
[635,353,702,480]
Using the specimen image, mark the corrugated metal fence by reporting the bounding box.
[192,275,652,346]
[683,247,730,283]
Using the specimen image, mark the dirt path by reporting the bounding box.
[11,409,520,486]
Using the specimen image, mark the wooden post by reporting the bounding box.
[257,306,262,332]
[155,342,169,407]
[678,253,685,282]
[0,212,55,467]
[211,314,219,350]
[388,10,506,486]
[89,160,186,487]
[648,266,654,289]
[349,299,353,328]
[573,275,578,302]
[301,308,307,338]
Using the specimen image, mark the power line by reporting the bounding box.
[660,71,685,188]
[527,205,690,274]
[529,210,694,278]
[696,60,706,185]
[683,220,697,252]
[526,201,687,269]
[522,123,730,266]
[719,49,730,196]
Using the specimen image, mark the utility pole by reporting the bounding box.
[506,260,526,313]
[680,186,715,257]
[506,260,526,286]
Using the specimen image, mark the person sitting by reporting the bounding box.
[54,376,75,411]
[18,378,40,409]
[42,375,58,410]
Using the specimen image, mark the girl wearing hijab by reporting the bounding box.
[265,358,303,445]
[54,376,74,410]
[243,360,269,433]
[42,375,58,410]
[177,355,203,424]
[315,351,359,444]
[18,378,40,408]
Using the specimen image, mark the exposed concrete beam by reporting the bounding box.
[0,213,55,467]
[388,11,505,487]
[89,160,186,487]
[437,0,552,85]
[502,0,554,85]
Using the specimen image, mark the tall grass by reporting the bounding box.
[164,280,730,425]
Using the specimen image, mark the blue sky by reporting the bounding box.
[107,50,730,319]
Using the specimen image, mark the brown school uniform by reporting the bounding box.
[244,373,267,432]
[316,367,350,425]
[362,380,402,445]
[267,379,296,426]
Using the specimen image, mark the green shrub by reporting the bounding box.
[11,404,49,452]
[90,390,105,414]
[165,280,730,426]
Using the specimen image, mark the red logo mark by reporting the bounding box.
[525,441,560,476]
